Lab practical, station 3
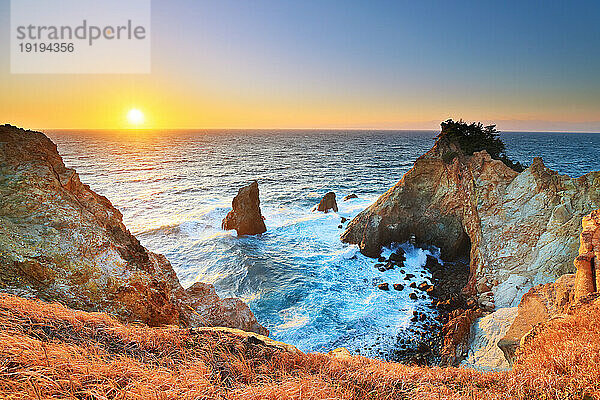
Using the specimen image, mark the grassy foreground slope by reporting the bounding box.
[0,294,598,400]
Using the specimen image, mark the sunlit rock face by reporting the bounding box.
[574,209,600,300]
[462,307,518,370]
[342,133,600,306]
[0,125,267,336]
[499,209,600,365]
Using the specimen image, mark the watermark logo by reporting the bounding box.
[10,0,151,73]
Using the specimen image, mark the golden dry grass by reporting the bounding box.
[0,293,598,400]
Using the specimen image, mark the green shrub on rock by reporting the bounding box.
[439,119,525,172]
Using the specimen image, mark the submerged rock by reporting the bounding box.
[0,125,268,336]
[316,191,338,213]
[222,181,267,236]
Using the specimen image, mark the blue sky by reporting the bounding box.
[1,0,599,130]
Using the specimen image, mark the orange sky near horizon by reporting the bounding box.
[3,72,600,132]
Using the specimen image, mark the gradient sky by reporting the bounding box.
[1,0,599,131]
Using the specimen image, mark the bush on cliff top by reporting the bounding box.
[439,119,525,172]
[1,293,599,399]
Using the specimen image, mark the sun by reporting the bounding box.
[126,108,145,126]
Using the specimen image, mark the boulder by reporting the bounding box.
[343,194,358,201]
[222,181,267,236]
[440,307,482,366]
[316,192,338,213]
[0,125,267,336]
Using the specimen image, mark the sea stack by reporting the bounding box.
[222,180,267,235]
[316,192,338,213]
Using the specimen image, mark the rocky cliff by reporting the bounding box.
[499,209,600,364]
[0,124,267,336]
[341,131,600,309]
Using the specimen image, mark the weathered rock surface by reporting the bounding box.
[316,191,338,213]
[574,209,600,300]
[440,307,482,365]
[342,131,600,307]
[0,125,267,336]
[222,180,267,236]
[499,209,600,365]
[497,274,575,365]
[462,307,518,370]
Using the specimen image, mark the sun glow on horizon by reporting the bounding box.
[126,109,145,127]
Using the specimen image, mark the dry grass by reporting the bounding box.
[0,293,598,400]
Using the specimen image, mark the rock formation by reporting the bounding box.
[222,180,267,236]
[0,125,267,336]
[462,307,518,370]
[499,209,600,364]
[574,209,600,300]
[316,191,338,213]
[341,130,600,309]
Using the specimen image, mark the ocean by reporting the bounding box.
[47,129,600,358]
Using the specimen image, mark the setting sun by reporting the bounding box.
[126,108,145,126]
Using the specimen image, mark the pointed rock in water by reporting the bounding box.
[316,191,338,213]
[341,217,348,223]
[410,282,417,288]
[409,292,418,300]
[222,181,267,236]
[338,224,343,229]
[343,193,358,201]
[378,283,390,291]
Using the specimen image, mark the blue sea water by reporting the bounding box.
[47,129,600,357]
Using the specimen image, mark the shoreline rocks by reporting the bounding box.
[341,131,600,308]
[0,125,267,336]
[222,181,267,236]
